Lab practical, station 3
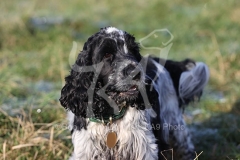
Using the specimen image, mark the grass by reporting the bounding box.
[0,0,240,159]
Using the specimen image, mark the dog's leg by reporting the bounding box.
[159,103,196,160]
[158,102,196,160]
[168,117,195,160]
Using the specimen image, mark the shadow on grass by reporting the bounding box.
[190,99,240,160]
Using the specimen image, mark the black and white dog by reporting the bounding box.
[60,27,209,160]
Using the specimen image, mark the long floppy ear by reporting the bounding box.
[59,38,95,117]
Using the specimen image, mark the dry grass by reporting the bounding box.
[0,109,71,160]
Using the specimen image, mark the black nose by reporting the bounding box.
[122,64,141,81]
[133,72,141,81]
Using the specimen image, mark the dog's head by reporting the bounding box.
[60,27,146,119]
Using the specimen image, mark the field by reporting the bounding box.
[0,0,240,159]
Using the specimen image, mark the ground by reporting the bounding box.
[0,0,240,159]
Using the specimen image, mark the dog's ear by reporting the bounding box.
[59,38,95,117]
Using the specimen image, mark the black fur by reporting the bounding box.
[60,27,144,129]
[59,27,207,159]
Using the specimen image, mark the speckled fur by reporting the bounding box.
[60,27,209,160]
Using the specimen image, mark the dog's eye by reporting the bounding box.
[104,53,112,59]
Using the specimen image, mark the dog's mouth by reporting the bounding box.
[105,84,139,99]
[119,85,138,96]
[104,84,141,103]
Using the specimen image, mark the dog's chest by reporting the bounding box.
[71,107,158,160]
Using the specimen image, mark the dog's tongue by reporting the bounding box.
[129,85,137,91]
[125,85,138,95]
[118,85,139,97]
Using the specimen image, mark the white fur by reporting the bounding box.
[105,27,124,36]
[67,111,75,130]
[70,107,158,160]
[123,44,128,53]
[105,27,128,53]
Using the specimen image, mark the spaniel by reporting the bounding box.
[60,27,209,160]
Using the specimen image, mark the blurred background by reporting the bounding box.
[0,0,239,159]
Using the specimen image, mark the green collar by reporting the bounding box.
[89,106,128,125]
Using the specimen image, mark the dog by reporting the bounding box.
[60,27,209,160]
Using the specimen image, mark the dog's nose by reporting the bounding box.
[122,64,141,81]
[132,72,141,81]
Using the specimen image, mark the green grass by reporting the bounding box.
[0,0,240,159]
